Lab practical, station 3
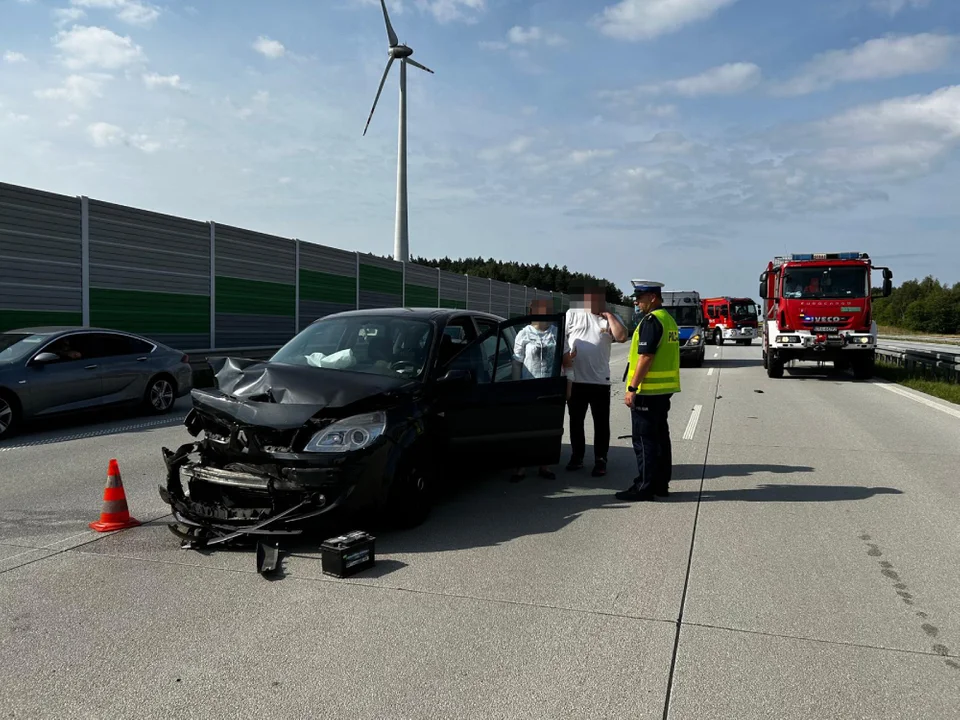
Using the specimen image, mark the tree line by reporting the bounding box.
[873,276,960,334]
[409,256,629,305]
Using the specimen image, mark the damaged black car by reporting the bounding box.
[160,308,568,548]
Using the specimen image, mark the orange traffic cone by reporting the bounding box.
[89,459,141,532]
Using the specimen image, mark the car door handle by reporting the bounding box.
[85,364,99,370]
[136,357,148,362]
[537,393,565,400]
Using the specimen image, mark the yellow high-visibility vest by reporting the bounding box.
[625,308,681,395]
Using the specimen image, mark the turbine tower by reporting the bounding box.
[363,0,434,264]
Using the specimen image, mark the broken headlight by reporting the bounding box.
[303,411,387,453]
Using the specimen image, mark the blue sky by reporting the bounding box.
[1,0,959,299]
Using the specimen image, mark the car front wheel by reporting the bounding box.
[145,376,176,414]
[387,461,433,529]
[0,392,19,440]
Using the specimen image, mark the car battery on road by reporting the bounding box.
[320,531,376,578]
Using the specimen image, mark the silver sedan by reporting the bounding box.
[0,326,193,439]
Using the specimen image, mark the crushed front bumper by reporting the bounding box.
[159,439,387,547]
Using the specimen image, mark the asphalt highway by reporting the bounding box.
[1,342,959,719]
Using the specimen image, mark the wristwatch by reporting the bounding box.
[627,386,638,393]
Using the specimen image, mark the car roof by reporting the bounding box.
[3,326,151,336]
[312,308,506,323]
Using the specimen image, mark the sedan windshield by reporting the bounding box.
[663,306,701,327]
[782,267,867,299]
[0,333,50,363]
[271,316,434,379]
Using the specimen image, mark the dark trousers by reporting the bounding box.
[567,383,611,463]
[631,394,673,493]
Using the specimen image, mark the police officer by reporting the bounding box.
[617,280,681,502]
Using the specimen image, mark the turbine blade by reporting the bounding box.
[379,0,399,48]
[363,57,395,136]
[406,58,434,74]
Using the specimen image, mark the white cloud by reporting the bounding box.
[70,0,160,27]
[3,51,27,64]
[506,26,566,46]
[5,112,31,123]
[869,0,928,16]
[594,0,739,41]
[415,0,485,24]
[776,34,958,96]
[605,62,761,101]
[569,149,617,164]
[87,121,161,153]
[59,113,81,127]
[253,36,286,59]
[478,136,534,162]
[34,74,105,106]
[53,7,86,26]
[143,72,184,90]
[54,26,145,70]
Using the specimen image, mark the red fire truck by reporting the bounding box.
[759,252,893,379]
[702,297,759,345]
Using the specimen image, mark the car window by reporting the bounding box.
[0,333,49,363]
[40,334,92,363]
[496,318,561,382]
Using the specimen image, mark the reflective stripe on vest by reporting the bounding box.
[625,308,681,395]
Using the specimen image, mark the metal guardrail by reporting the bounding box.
[875,342,960,383]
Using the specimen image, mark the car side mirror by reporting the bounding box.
[437,368,473,385]
[31,352,59,365]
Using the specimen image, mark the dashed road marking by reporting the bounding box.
[0,416,187,453]
[683,404,703,440]
[874,383,960,420]
[707,368,715,376]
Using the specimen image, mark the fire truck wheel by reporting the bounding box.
[762,350,768,369]
[766,356,784,378]
[714,329,724,346]
[852,355,875,380]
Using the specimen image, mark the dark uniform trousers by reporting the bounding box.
[630,393,673,494]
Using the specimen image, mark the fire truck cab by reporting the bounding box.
[702,297,759,345]
[759,252,893,380]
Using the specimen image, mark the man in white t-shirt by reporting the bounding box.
[562,282,628,476]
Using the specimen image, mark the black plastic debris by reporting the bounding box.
[754,389,765,394]
[321,531,376,578]
[257,542,281,576]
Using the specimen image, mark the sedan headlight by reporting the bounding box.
[303,411,387,453]
[687,335,702,345]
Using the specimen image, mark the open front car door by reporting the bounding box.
[438,313,567,470]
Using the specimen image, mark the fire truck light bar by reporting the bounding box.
[788,252,868,261]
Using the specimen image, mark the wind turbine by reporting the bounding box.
[363,0,434,264]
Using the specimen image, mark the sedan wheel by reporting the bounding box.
[0,396,16,439]
[389,464,433,529]
[147,378,175,413]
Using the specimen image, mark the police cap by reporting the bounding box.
[631,279,664,297]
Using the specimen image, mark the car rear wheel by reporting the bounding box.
[145,376,176,414]
[0,392,19,440]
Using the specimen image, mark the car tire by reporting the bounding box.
[766,355,784,378]
[0,391,20,440]
[387,461,433,529]
[144,375,176,414]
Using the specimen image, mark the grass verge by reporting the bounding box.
[875,360,960,405]
[878,326,960,343]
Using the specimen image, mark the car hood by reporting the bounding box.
[677,326,699,342]
[191,357,414,430]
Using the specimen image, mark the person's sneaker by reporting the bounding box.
[615,487,656,502]
[591,459,607,477]
[566,458,584,471]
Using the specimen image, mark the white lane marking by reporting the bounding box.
[683,404,703,440]
[713,352,719,358]
[874,383,960,420]
[707,368,715,376]
[0,416,187,453]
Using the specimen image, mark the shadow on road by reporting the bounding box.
[708,357,764,369]
[670,484,903,503]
